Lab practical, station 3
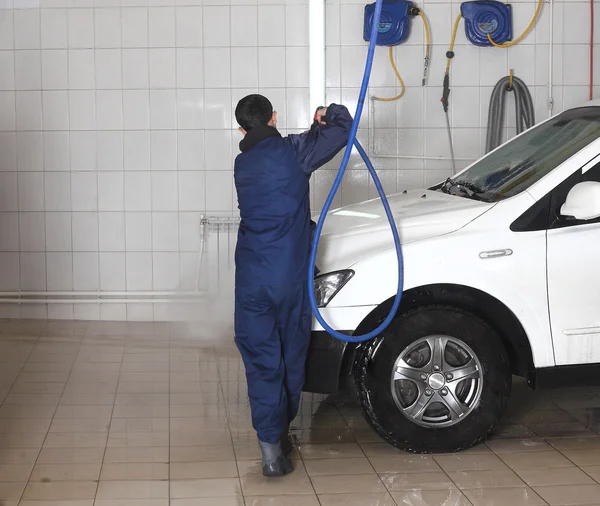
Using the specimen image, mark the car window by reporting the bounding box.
[449,107,600,203]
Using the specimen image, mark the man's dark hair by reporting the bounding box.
[235,94,273,132]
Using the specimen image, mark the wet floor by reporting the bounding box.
[1,319,600,505]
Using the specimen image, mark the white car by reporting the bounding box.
[303,101,600,453]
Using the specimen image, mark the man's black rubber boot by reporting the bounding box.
[258,439,293,477]
[280,427,293,457]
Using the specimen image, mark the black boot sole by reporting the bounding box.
[262,456,294,477]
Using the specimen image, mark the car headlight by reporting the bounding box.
[313,270,354,308]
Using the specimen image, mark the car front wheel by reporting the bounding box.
[354,305,511,453]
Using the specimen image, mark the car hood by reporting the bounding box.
[314,189,494,270]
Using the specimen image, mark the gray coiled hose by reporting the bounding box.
[485,75,535,153]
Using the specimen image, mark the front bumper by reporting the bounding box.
[304,330,352,394]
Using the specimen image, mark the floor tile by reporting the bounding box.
[434,454,509,472]
[102,447,169,463]
[534,484,600,505]
[447,469,525,489]
[29,463,102,481]
[170,445,235,462]
[310,473,387,495]
[381,472,456,491]
[95,480,170,499]
[463,487,547,506]
[391,489,473,506]
[170,478,243,498]
[100,462,169,480]
[304,457,374,476]
[94,500,168,506]
[561,449,600,466]
[36,447,106,464]
[299,443,364,460]
[516,467,595,487]
[171,499,244,506]
[0,463,34,481]
[369,455,443,474]
[19,501,93,506]
[486,438,553,454]
[498,451,573,469]
[22,481,97,500]
[170,461,238,479]
[0,480,26,500]
[318,492,396,506]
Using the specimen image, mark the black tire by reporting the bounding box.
[354,305,511,454]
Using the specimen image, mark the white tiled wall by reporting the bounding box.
[0,0,595,320]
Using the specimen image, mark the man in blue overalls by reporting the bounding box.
[233,95,352,476]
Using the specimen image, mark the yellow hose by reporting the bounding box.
[446,14,462,75]
[419,11,431,85]
[372,12,431,102]
[487,0,544,47]
[371,46,405,102]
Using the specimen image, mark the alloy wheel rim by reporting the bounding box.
[390,335,483,428]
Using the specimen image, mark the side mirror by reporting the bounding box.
[560,181,600,221]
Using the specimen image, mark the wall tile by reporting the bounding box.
[67,8,94,49]
[122,7,148,48]
[45,211,72,251]
[73,251,99,290]
[42,49,68,90]
[177,48,203,88]
[95,7,121,48]
[17,131,43,172]
[19,212,46,251]
[41,8,67,49]
[99,211,125,251]
[99,252,126,290]
[15,9,41,50]
[46,252,73,290]
[68,49,95,89]
[20,252,47,290]
[44,171,70,211]
[149,7,176,48]
[122,48,149,89]
[231,5,256,47]
[70,131,96,171]
[176,6,203,47]
[125,212,152,251]
[72,212,98,251]
[151,130,178,171]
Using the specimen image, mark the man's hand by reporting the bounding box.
[313,107,328,125]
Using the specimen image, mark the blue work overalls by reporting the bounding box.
[234,104,353,444]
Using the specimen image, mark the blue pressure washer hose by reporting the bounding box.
[307,0,404,344]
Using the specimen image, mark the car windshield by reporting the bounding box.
[440,107,600,202]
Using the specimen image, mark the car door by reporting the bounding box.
[547,160,600,365]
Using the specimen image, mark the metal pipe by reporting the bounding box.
[0,299,209,304]
[548,0,554,116]
[0,291,207,297]
[309,0,326,114]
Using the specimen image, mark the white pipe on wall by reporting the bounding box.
[0,292,206,297]
[0,299,208,304]
[547,0,554,117]
[309,0,326,113]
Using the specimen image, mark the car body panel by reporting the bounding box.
[310,103,600,375]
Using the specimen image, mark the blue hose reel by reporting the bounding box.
[461,0,513,46]
[364,0,413,46]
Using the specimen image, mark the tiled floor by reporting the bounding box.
[2,321,600,505]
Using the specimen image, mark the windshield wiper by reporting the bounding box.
[441,178,486,200]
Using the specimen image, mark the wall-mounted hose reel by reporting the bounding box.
[442,0,543,169]
[461,0,513,46]
[363,0,431,101]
